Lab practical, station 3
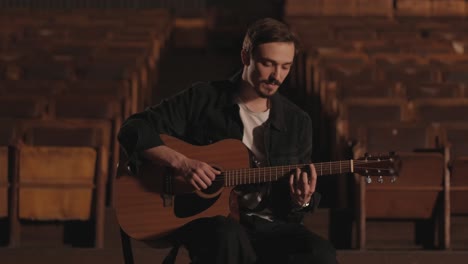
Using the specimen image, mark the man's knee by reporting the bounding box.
[212,216,244,240]
[303,236,337,264]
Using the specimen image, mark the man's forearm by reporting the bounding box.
[142,145,186,169]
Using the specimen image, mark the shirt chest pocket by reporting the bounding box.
[186,122,239,145]
[185,124,208,145]
[268,133,301,165]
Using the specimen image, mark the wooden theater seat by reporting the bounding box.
[336,98,410,139]
[18,146,97,220]
[0,120,18,219]
[451,157,468,215]
[0,95,48,119]
[5,58,75,81]
[353,121,449,249]
[0,80,67,97]
[440,66,468,84]
[50,95,121,205]
[437,122,468,248]
[439,123,468,215]
[322,80,400,112]
[75,57,143,112]
[0,146,7,218]
[412,98,468,123]
[63,80,132,119]
[9,119,110,248]
[377,62,436,84]
[401,82,462,100]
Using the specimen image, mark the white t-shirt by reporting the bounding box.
[238,101,270,167]
[237,101,273,220]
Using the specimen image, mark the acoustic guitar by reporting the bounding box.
[114,134,400,243]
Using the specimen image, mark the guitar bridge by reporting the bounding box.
[161,194,173,207]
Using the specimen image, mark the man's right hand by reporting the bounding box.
[143,145,221,190]
[175,158,221,190]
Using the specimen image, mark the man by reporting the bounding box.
[118,18,337,264]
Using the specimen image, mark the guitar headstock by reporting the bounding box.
[354,152,401,184]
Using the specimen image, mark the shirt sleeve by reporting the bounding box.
[117,83,203,166]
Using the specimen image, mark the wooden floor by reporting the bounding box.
[1,207,468,264]
[2,247,468,264]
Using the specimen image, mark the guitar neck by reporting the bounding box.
[222,160,354,186]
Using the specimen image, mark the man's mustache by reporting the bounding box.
[263,76,281,86]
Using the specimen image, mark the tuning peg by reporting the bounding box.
[366,176,372,184]
[391,176,397,183]
[364,153,370,161]
[378,176,384,183]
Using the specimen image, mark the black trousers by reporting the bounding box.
[168,215,337,264]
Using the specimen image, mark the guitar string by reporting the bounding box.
[207,160,395,184]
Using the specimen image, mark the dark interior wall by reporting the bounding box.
[0,0,207,14]
[0,0,283,17]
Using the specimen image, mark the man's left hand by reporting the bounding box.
[289,164,317,208]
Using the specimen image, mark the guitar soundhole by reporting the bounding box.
[173,172,224,218]
[199,172,224,195]
[174,193,220,218]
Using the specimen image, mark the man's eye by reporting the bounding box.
[282,65,291,70]
[262,61,273,66]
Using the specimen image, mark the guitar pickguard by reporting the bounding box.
[174,192,220,218]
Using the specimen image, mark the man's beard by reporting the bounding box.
[256,77,281,98]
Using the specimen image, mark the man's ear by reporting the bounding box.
[241,49,250,66]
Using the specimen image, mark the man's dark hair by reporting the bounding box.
[242,18,300,56]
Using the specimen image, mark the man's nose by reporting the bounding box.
[270,66,282,80]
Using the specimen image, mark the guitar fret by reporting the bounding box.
[223,157,392,186]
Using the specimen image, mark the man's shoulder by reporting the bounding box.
[188,79,232,95]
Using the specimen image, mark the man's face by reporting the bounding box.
[244,42,295,98]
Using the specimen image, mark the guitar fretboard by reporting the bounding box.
[223,160,353,186]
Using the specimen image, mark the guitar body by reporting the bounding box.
[114,135,251,243]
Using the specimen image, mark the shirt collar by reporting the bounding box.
[218,70,287,132]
